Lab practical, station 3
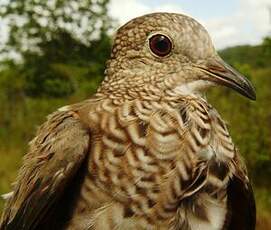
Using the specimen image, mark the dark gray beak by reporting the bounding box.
[197,58,256,100]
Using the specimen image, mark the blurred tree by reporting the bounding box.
[0,0,113,97]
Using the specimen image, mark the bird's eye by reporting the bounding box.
[149,34,172,57]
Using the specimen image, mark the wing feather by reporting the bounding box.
[0,110,91,230]
[225,175,256,230]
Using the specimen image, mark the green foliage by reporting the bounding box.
[219,39,271,69]
[0,0,113,97]
[263,37,271,56]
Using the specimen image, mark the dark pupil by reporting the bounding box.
[150,35,171,56]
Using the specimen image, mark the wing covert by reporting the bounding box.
[0,110,91,230]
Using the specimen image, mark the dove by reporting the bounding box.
[0,13,256,230]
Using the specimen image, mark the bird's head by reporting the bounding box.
[98,13,256,102]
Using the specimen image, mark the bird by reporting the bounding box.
[0,12,256,230]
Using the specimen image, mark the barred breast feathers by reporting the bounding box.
[69,95,238,229]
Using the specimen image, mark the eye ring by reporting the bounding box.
[149,34,172,57]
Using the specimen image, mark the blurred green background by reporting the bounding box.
[0,0,270,229]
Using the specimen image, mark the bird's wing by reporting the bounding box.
[225,158,256,230]
[0,109,91,230]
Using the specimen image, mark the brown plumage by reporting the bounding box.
[0,13,256,230]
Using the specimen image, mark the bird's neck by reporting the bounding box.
[97,59,210,105]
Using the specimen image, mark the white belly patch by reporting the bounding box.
[187,195,227,230]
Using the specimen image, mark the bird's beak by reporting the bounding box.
[196,57,256,100]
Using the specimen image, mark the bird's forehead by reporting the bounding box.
[117,13,204,35]
[111,13,213,59]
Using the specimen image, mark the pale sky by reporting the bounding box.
[109,0,271,49]
[0,0,270,51]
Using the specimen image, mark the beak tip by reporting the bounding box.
[249,91,256,101]
[244,83,256,101]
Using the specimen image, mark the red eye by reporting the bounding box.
[149,34,172,57]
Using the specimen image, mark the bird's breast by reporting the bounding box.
[72,98,237,229]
